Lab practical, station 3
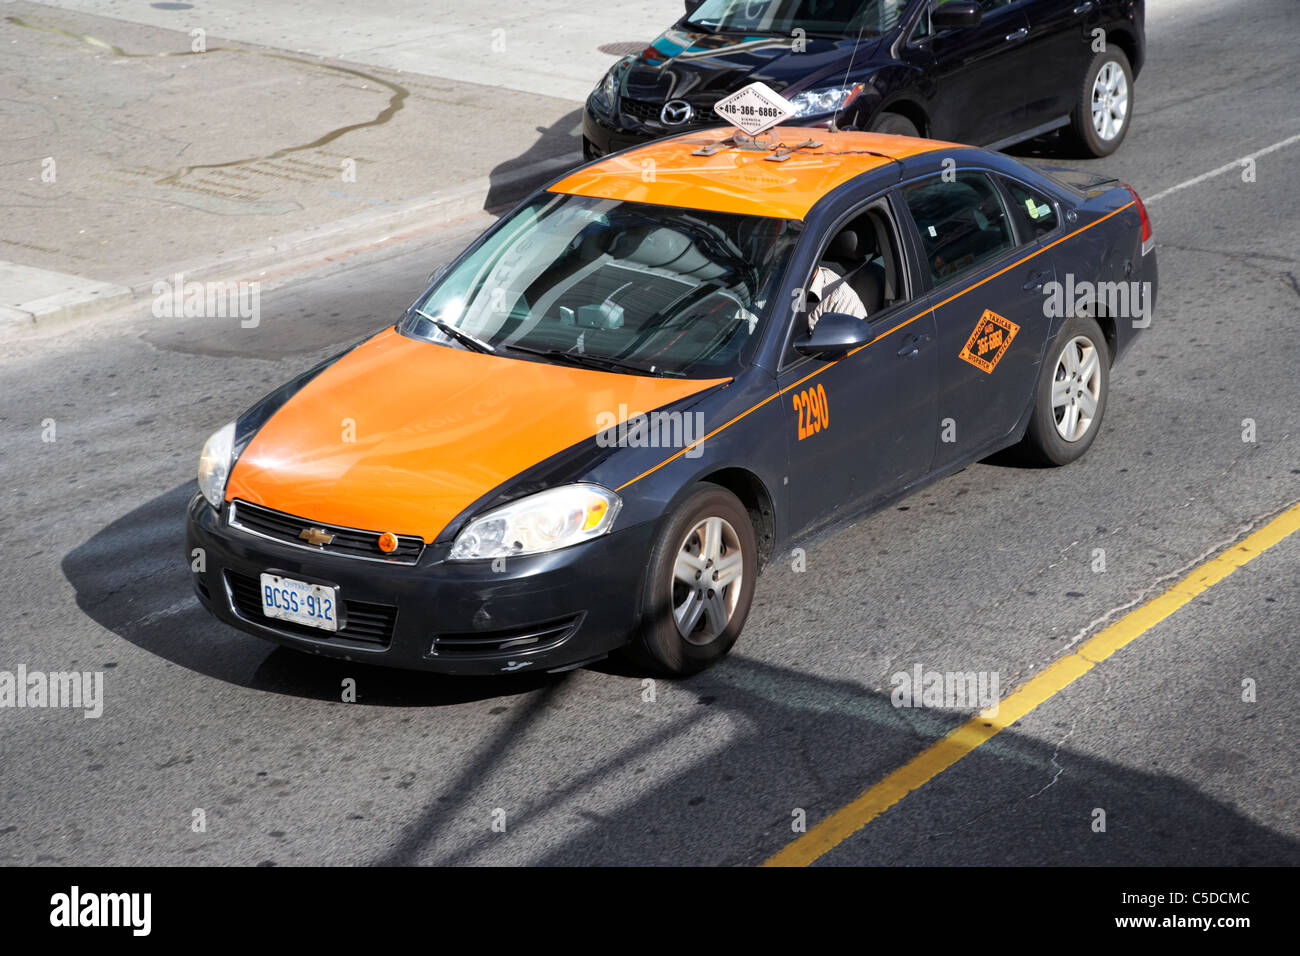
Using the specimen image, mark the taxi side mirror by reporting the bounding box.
[931,1,983,31]
[794,312,874,360]
[684,0,703,16]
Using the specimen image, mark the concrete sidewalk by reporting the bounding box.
[0,1,680,335]
[34,0,684,102]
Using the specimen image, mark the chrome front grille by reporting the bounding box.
[228,500,424,565]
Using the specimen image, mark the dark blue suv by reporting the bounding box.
[584,0,1145,159]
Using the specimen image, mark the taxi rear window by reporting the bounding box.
[1002,177,1060,240]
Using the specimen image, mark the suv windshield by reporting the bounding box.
[402,192,800,378]
[686,0,908,36]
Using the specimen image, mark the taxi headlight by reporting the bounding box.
[197,421,236,510]
[449,484,621,560]
[789,84,864,118]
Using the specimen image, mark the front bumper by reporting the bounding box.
[582,99,837,158]
[582,101,662,158]
[186,494,653,675]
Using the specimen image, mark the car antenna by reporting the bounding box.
[831,10,872,133]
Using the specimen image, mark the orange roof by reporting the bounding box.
[550,127,952,221]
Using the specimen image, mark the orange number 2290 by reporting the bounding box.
[793,384,829,440]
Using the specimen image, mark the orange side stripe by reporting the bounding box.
[614,202,1136,493]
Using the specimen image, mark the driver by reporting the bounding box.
[806,229,870,332]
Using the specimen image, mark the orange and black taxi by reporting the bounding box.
[188,117,1156,676]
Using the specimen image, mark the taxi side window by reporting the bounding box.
[1002,178,1059,241]
[901,171,1015,286]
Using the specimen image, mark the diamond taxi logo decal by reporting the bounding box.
[959,309,1019,374]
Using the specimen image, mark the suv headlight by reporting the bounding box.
[788,83,865,118]
[449,484,621,560]
[592,56,631,110]
[197,421,236,509]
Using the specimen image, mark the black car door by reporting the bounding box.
[896,168,1055,471]
[903,0,1033,145]
[1019,0,1099,123]
[778,194,938,535]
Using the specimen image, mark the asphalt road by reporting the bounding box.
[1,0,1297,866]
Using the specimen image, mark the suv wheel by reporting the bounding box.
[869,112,920,138]
[1070,47,1134,157]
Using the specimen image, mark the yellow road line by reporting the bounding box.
[763,500,1300,867]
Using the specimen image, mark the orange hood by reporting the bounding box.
[226,328,728,542]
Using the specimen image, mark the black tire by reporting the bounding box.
[1069,46,1134,158]
[1019,315,1111,466]
[626,484,758,676]
[869,111,920,138]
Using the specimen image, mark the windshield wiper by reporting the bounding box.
[411,308,495,354]
[505,344,668,376]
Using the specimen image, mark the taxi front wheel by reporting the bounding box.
[628,484,758,676]
[1019,315,1111,466]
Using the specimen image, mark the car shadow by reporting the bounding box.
[59,481,560,707]
[384,655,1300,866]
[1003,128,1098,162]
[980,445,1054,469]
[56,492,1298,867]
[483,107,586,213]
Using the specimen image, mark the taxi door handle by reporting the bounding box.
[1073,2,1094,15]
[1005,27,1028,41]
[897,333,930,358]
[1023,270,1049,292]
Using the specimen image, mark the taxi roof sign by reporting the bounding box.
[713,82,797,137]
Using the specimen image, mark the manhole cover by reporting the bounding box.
[598,42,647,56]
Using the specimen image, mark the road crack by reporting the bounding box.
[1063,498,1298,653]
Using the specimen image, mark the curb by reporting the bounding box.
[2,152,580,342]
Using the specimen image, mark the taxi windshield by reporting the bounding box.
[685,0,906,36]
[402,192,800,377]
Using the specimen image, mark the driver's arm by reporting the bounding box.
[807,265,869,332]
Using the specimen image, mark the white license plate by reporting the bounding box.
[259,573,340,632]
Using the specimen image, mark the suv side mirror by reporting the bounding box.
[794,312,874,359]
[931,1,983,31]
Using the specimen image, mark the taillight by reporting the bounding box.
[1124,183,1154,255]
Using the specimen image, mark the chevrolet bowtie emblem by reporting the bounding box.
[298,527,334,547]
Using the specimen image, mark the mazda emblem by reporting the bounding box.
[660,100,693,125]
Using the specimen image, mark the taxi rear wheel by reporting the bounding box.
[629,484,757,676]
[1019,315,1110,465]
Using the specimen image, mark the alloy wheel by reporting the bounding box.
[1052,335,1102,442]
[1091,61,1129,141]
[671,516,744,645]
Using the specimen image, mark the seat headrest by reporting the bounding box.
[827,228,858,260]
[608,226,691,267]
